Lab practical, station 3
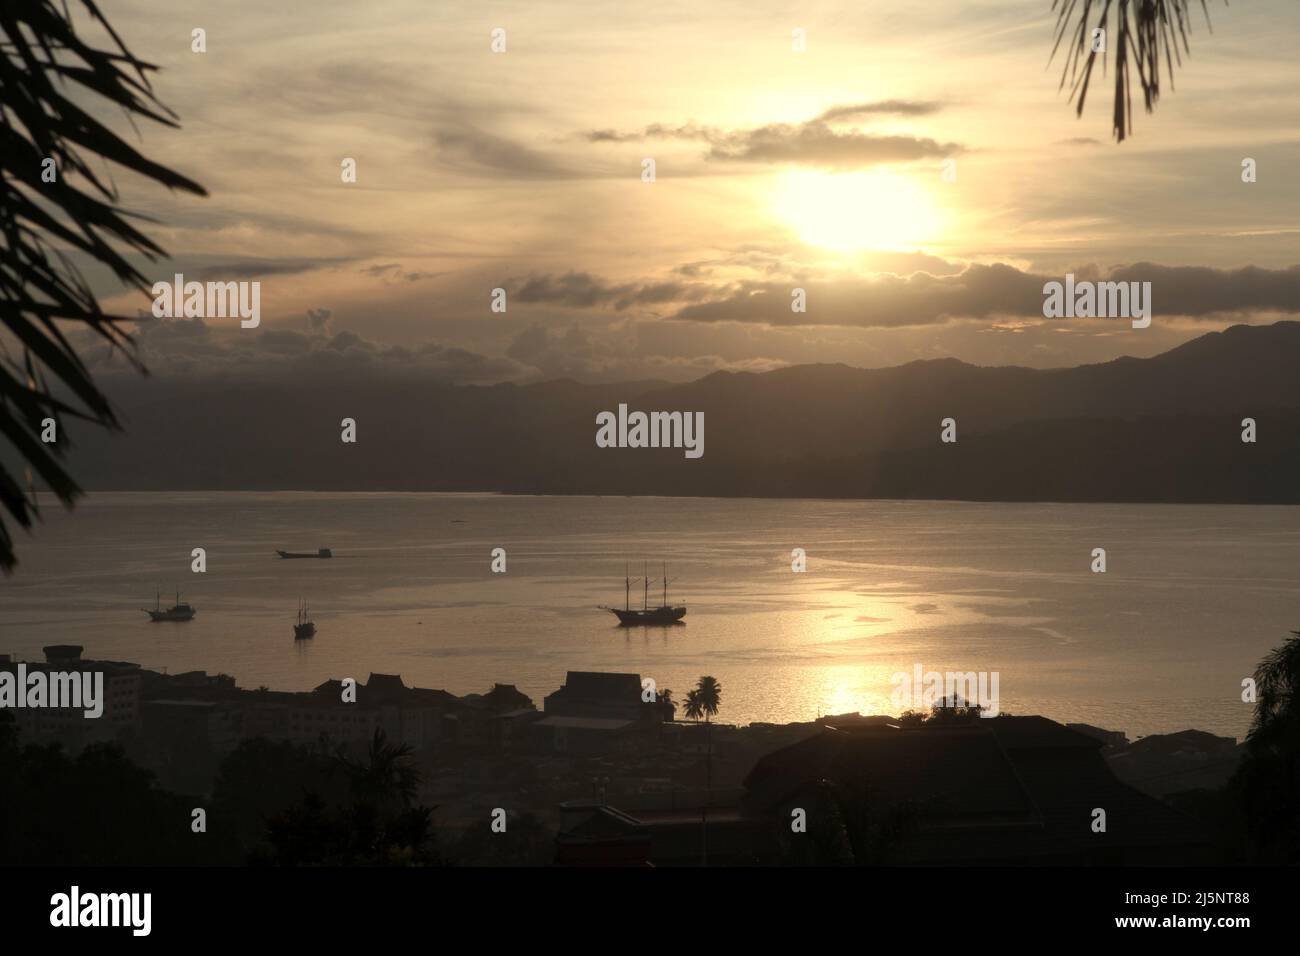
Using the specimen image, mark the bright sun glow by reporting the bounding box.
[772,169,945,253]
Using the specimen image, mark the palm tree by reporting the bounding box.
[0,1,206,572]
[683,689,703,722]
[344,728,421,813]
[695,676,722,721]
[1050,0,1227,142]
[685,676,723,865]
[689,675,723,788]
[1232,629,1300,861]
[1250,629,1300,735]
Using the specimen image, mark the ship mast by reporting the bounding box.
[662,561,667,607]
[643,561,648,611]
[625,563,630,611]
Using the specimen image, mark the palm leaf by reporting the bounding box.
[0,0,205,571]
[1050,0,1223,142]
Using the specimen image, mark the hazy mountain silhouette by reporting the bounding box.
[48,321,1300,503]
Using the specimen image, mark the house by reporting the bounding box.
[467,683,535,713]
[554,795,779,866]
[742,715,1221,865]
[1106,728,1243,798]
[486,707,542,751]
[555,803,652,866]
[138,699,240,793]
[1067,722,1129,749]
[0,646,142,748]
[142,699,238,753]
[532,715,637,755]
[291,673,465,751]
[543,671,652,723]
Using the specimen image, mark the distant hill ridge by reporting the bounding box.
[48,320,1300,503]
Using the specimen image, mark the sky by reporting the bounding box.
[69,0,1300,385]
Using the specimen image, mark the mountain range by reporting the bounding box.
[48,320,1300,503]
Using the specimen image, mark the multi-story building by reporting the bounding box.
[0,645,142,749]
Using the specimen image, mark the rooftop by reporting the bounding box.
[534,716,634,732]
[558,671,642,698]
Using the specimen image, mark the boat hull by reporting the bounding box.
[293,623,316,640]
[146,610,195,622]
[609,606,686,626]
[277,549,332,559]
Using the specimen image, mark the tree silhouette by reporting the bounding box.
[682,677,724,865]
[0,715,213,865]
[1232,628,1300,862]
[255,729,441,866]
[695,676,722,721]
[1050,0,1226,142]
[210,736,345,864]
[344,727,421,813]
[690,675,723,796]
[0,1,205,572]
[683,689,702,721]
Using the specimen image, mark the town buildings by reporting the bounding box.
[1,650,1227,866]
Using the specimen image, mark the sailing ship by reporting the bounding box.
[601,562,686,626]
[276,548,333,559]
[144,590,196,622]
[294,599,316,640]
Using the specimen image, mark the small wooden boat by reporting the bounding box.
[144,590,196,622]
[294,599,316,640]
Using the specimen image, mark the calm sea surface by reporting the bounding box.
[4,492,1296,740]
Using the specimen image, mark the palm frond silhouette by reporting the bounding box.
[1050,0,1225,142]
[0,0,205,571]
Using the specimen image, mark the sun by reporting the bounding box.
[772,169,945,253]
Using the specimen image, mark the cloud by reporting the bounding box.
[584,122,717,144]
[478,260,1300,332]
[505,324,553,361]
[706,124,958,167]
[435,124,579,179]
[673,264,1039,328]
[815,100,944,121]
[1106,264,1300,316]
[582,103,960,169]
[87,316,532,386]
[360,263,448,283]
[184,257,357,281]
[511,271,712,311]
[671,263,1300,328]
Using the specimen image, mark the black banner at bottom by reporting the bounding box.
[0,865,1284,942]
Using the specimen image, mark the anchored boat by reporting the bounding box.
[276,548,332,559]
[601,562,686,626]
[294,599,316,640]
[144,590,196,622]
